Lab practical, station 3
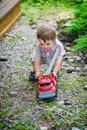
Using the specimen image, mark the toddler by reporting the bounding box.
[29,25,65,80]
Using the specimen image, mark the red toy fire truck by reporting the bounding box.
[37,74,57,99]
[37,49,58,99]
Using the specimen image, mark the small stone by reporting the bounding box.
[74,56,81,62]
[65,42,71,46]
[83,85,87,90]
[66,66,75,73]
[58,100,64,105]
[65,90,72,95]
[64,100,71,105]
[67,69,73,73]
[80,72,87,76]
[83,64,87,71]
[72,127,81,130]
[57,108,63,113]
[9,91,18,97]
[76,67,80,71]
[0,82,5,87]
[40,127,48,130]
[65,46,71,51]
[68,58,74,63]
[63,56,68,61]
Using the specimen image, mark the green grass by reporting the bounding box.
[7,35,22,45]
[1,1,87,129]
[20,1,73,21]
[0,118,37,130]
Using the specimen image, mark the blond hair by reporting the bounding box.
[37,25,56,42]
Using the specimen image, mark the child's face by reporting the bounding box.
[38,38,54,50]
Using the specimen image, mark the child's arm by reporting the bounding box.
[52,56,63,77]
[33,57,40,78]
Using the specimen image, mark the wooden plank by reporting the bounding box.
[0,0,20,20]
[0,2,22,39]
[0,0,10,9]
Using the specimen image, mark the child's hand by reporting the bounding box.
[52,71,57,78]
[35,72,40,79]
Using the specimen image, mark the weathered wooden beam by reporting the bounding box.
[0,0,22,39]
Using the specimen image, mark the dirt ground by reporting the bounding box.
[0,11,87,130]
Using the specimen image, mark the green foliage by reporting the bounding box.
[21,0,45,6]
[72,35,87,50]
[7,35,22,45]
[0,121,8,128]
[12,118,36,130]
[65,3,87,50]
[65,0,87,4]
[0,118,37,130]
[20,0,87,5]
[21,0,74,7]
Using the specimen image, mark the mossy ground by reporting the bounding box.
[0,2,87,130]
